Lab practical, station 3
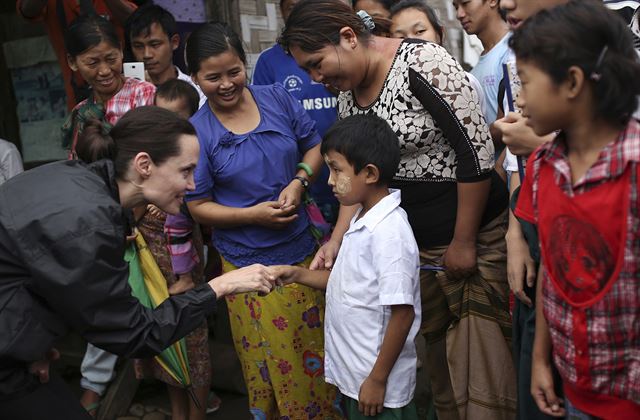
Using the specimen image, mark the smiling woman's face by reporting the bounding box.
[192,50,247,113]
[68,40,124,103]
[142,134,200,215]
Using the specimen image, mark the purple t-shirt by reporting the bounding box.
[186,84,319,265]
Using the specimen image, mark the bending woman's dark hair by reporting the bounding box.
[79,106,196,176]
[185,22,246,74]
[509,0,640,125]
[279,0,374,52]
[65,14,121,57]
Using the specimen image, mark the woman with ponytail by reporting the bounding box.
[0,106,276,420]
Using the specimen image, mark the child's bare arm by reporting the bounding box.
[506,171,536,307]
[270,265,331,290]
[359,304,415,416]
[531,261,565,417]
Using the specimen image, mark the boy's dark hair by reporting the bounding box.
[65,14,120,57]
[155,79,200,117]
[186,22,246,74]
[510,0,640,125]
[321,114,400,185]
[127,4,176,40]
[389,0,445,44]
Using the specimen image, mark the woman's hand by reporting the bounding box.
[29,348,60,384]
[442,238,477,280]
[531,355,565,417]
[310,238,341,270]
[248,201,299,229]
[208,264,277,297]
[125,230,138,243]
[506,229,536,307]
[278,180,305,215]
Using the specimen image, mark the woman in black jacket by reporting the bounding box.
[0,106,276,419]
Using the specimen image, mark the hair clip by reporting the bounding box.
[589,45,609,82]
[356,10,376,32]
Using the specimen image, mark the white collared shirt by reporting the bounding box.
[324,189,421,408]
[176,66,207,108]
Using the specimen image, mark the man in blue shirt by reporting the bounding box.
[454,0,511,126]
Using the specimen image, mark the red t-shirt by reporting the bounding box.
[515,120,640,419]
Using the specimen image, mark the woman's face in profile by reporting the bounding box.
[289,35,364,93]
[142,134,200,215]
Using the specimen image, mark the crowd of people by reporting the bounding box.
[1,0,639,419]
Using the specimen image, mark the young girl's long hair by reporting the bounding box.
[509,0,640,125]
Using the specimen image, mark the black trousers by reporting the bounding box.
[0,373,92,420]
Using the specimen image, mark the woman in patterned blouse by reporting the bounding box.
[280,1,515,419]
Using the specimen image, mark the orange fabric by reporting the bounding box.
[16,0,136,111]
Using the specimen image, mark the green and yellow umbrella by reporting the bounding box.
[125,232,199,406]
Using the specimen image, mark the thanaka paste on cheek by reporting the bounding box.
[335,174,352,195]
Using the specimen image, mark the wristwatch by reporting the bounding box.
[293,175,309,189]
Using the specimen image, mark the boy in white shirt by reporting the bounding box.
[272,114,421,419]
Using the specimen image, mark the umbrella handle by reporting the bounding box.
[186,386,201,409]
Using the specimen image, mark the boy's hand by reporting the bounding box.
[146,204,163,218]
[358,376,386,416]
[269,265,299,286]
[506,230,536,307]
[531,356,565,417]
[310,239,341,270]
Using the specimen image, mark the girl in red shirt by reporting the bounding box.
[511,1,640,418]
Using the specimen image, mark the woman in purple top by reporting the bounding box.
[184,23,342,419]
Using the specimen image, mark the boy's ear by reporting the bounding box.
[565,65,585,99]
[364,163,380,185]
[170,33,180,52]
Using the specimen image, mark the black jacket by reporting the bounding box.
[0,160,216,398]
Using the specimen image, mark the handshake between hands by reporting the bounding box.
[206,264,307,298]
[30,265,304,385]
